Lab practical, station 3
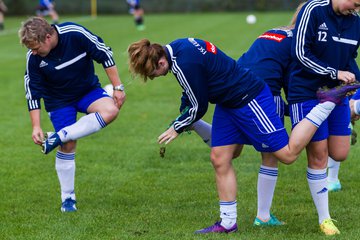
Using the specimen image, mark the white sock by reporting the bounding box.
[306,102,335,127]
[191,119,212,147]
[58,112,106,142]
[327,157,340,182]
[257,165,278,220]
[55,151,76,202]
[219,200,237,229]
[307,168,330,224]
[354,100,360,115]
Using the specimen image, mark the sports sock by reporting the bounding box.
[58,112,106,142]
[55,151,76,202]
[354,100,360,115]
[135,16,143,26]
[307,168,330,224]
[219,200,237,229]
[306,102,335,127]
[327,157,340,182]
[257,165,278,220]
[191,119,212,147]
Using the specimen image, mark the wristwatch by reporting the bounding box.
[113,84,125,91]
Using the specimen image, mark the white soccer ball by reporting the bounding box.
[103,84,113,97]
[246,14,257,24]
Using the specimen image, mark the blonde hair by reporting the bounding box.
[18,17,54,47]
[290,2,306,26]
[127,39,166,82]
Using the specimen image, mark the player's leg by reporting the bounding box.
[47,106,78,212]
[195,105,242,234]
[43,88,119,154]
[188,119,212,146]
[0,11,4,31]
[133,7,145,31]
[274,83,360,164]
[327,157,342,191]
[254,95,285,226]
[56,141,77,212]
[195,144,241,234]
[49,10,59,24]
[254,152,284,226]
[327,102,351,192]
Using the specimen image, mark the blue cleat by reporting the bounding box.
[195,221,237,234]
[327,180,342,192]
[42,132,62,154]
[317,82,360,105]
[61,198,77,212]
[253,213,285,226]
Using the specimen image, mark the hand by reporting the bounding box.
[113,90,126,109]
[158,126,179,145]
[32,126,44,145]
[337,70,356,84]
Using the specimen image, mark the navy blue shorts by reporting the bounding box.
[212,85,289,152]
[290,99,351,141]
[48,87,110,131]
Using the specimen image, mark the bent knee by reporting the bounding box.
[100,105,119,123]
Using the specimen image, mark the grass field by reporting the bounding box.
[1,13,360,240]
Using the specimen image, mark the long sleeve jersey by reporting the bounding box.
[166,38,265,133]
[237,27,294,98]
[24,22,115,112]
[288,0,360,104]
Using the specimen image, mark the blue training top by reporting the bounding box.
[166,38,265,133]
[39,0,54,8]
[237,27,294,97]
[288,0,360,104]
[24,22,115,112]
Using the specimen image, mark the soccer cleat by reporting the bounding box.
[194,221,238,234]
[61,198,77,212]
[42,132,61,154]
[320,218,340,236]
[327,180,342,192]
[317,82,360,104]
[253,213,285,226]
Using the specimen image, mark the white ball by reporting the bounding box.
[103,84,113,97]
[246,14,257,24]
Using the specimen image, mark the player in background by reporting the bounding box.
[289,0,360,235]
[19,17,126,212]
[128,37,359,234]
[36,0,59,24]
[127,0,145,31]
[0,0,7,31]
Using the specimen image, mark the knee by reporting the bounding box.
[210,151,232,171]
[329,153,348,162]
[101,104,119,123]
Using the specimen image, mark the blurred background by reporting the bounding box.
[5,0,303,15]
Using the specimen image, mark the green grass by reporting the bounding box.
[1,13,360,239]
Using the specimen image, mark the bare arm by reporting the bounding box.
[29,109,44,145]
[105,66,126,109]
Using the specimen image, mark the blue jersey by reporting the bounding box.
[127,0,140,7]
[288,0,360,104]
[39,0,53,8]
[237,27,294,97]
[166,38,265,133]
[24,22,115,112]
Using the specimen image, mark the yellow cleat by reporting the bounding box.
[320,219,340,236]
